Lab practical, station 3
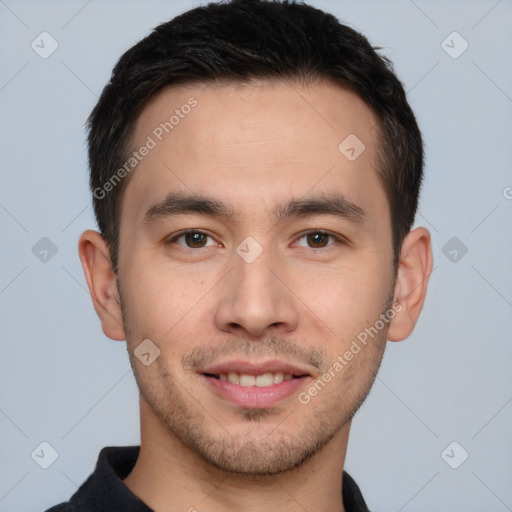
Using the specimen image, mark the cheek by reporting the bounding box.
[120,256,216,343]
[298,256,392,341]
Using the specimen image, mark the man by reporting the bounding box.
[46,0,432,510]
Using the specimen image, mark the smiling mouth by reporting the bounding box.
[203,371,307,387]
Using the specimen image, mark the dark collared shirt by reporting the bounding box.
[45,446,370,511]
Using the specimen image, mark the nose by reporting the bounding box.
[214,247,300,339]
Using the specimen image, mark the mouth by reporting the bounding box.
[199,360,312,408]
[203,371,307,387]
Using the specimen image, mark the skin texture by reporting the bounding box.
[79,79,433,512]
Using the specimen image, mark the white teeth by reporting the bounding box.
[216,371,295,387]
[273,372,284,384]
[227,372,239,384]
[255,373,274,387]
[239,374,256,387]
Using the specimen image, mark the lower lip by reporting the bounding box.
[201,375,309,408]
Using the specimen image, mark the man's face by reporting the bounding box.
[116,79,396,475]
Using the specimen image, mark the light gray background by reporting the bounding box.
[1,0,511,511]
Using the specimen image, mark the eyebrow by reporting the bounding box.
[142,191,366,225]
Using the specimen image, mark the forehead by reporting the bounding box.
[120,79,387,230]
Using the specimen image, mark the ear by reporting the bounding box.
[387,227,433,342]
[78,230,126,341]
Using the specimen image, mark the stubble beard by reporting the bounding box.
[118,280,392,477]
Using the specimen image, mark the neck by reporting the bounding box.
[123,399,349,512]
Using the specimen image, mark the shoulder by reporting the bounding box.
[43,503,74,512]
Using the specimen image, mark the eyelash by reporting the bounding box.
[167,229,345,250]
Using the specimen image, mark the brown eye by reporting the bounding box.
[170,231,215,249]
[295,231,339,249]
[184,232,208,248]
[306,232,330,248]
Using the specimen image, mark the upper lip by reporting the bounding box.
[200,359,312,377]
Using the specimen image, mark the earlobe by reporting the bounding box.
[78,230,126,341]
[387,227,433,342]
